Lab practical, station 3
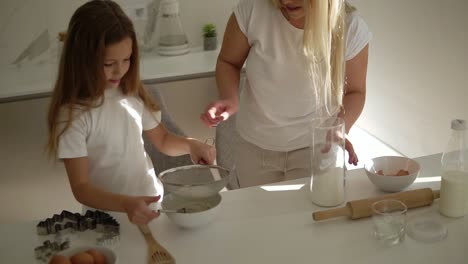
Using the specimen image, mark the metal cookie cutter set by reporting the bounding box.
[34,210,120,262]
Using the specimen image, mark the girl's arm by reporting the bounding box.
[64,157,160,224]
[143,124,216,165]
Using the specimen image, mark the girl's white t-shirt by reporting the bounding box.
[234,0,372,151]
[57,88,164,201]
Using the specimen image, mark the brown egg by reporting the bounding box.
[49,255,72,264]
[70,252,94,264]
[395,169,410,176]
[86,249,107,264]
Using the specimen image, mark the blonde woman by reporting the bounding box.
[201,0,371,188]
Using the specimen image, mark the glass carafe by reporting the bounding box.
[309,117,346,207]
[156,0,189,56]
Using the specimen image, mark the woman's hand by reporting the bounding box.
[345,137,358,166]
[188,139,217,165]
[320,132,359,166]
[122,196,161,225]
[200,99,238,127]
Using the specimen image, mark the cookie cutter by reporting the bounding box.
[97,231,120,247]
[34,239,70,262]
[36,210,119,236]
[34,210,120,261]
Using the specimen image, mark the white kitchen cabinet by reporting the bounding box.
[145,75,245,142]
[146,77,218,141]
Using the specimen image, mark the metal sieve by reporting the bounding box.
[158,165,231,199]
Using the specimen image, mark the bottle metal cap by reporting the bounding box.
[451,119,466,130]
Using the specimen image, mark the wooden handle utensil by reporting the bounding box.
[312,188,440,221]
[138,224,176,264]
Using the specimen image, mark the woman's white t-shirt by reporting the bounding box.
[234,0,372,151]
[57,88,164,202]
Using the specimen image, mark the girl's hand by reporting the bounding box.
[122,196,161,225]
[188,140,216,165]
[200,99,238,127]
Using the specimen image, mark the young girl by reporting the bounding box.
[47,0,216,225]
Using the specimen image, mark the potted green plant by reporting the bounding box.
[203,23,217,51]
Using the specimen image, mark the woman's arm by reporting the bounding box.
[339,44,369,134]
[216,13,250,102]
[201,13,250,126]
[64,157,159,224]
[338,44,369,165]
[144,124,216,164]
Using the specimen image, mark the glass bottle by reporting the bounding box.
[141,0,161,53]
[122,2,150,52]
[439,119,468,218]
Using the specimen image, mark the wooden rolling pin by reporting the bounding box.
[312,188,440,221]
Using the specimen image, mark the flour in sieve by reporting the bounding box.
[178,201,212,213]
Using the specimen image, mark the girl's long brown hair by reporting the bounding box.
[47,0,159,158]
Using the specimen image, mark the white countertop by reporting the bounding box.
[1,153,467,263]
[0,47,220,103]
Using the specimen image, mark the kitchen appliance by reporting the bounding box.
[155,0,189,56]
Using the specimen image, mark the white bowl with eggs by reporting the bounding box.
[364,156,420,192]
[51,245,117,264]
[162,193,222,229]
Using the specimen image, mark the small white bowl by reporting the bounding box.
[58,245,117,263]
[162,193,221,229]
[364,156,420,192]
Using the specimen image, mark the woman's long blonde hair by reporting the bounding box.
[47,0,159,158]
[272,0,354,116]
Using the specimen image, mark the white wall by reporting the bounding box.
[349,0,468,157]
[0,0,85,66]
[178,0,236,47]
[2,0,466,158]
[0,0,235,66]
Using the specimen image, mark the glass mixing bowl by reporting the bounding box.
[158,165,231,199]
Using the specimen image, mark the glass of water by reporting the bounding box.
[371,199,407,245]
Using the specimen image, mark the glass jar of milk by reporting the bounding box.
[439,119,468,218]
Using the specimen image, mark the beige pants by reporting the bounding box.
[233,135,311,188]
